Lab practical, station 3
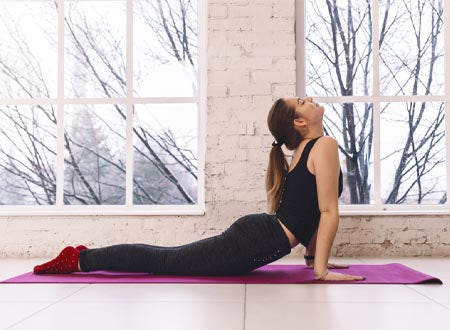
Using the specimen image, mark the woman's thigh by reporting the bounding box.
[156,212,291,276]
[155,232,247,276]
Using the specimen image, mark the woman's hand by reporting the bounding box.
[305,259,349,269]
[315,269,365,281]
[327,262,349,269]
[305,258,314,268]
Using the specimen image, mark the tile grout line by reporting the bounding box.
[5,284,91,330]
[359,257,450,311]
[404,285,450,312]
[243,284,247,330]
[244,300,440,304]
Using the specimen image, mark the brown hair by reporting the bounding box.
[265,98,304,213]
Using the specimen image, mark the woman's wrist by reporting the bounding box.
[304,254,315,260]
[314,268,328,280]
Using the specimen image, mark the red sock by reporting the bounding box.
[33,246,80,274]
[75,245,88,251]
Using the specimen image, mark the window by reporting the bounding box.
[297,0,448,214]
[0,0,206,215]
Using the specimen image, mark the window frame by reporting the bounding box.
[296,0,450,215]
[0,0,207,216]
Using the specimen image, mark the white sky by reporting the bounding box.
[0,0,198,153]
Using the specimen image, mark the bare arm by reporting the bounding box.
[314,212,339,277]
[311,137,340,278]
[305,138,365,281]
[305,229,317,256]
[304,229,317,268]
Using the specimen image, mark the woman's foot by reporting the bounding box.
[75,245,88,272]
[33,246,81,274]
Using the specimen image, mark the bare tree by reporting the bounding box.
[0,0,198,205]
[306,0,445,204]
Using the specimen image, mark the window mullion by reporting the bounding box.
[296,0,306,97]
[56,0,64,207]
[445,0,450,210]
[125,0,133,206]
[372,0,381,208]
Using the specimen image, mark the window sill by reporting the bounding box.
[0,205,447,217]
[0,204,206,216]
[339,207,450,216]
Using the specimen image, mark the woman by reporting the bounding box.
[33,96,365,281]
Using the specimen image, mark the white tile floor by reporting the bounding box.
[0,256,449,330]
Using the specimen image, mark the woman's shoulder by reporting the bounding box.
[311,136,339,167]
[318,135,338,144]
[314,135,339,150]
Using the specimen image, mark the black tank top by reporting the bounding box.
[275,136,343,248]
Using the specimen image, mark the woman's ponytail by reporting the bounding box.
[265,98,303,214]
[265,144,289,213]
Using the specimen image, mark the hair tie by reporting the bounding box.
[272,140,284,147]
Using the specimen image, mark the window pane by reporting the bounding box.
[0,105,56,204]
[133,0,198,97]
[305,0,372,96]
[381,102,446,204]
[322,102,373,204]
[133,104,198,204]
[379,0,444,95]
[64,104,126,205]
[65,0,126,98]
[0,1,57,98]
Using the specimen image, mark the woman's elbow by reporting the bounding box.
[319,207,339,217]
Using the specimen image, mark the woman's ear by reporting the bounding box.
[293,117,307,128]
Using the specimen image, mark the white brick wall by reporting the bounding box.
[0,0,449,258]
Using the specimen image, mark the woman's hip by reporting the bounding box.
[223,212,291,260]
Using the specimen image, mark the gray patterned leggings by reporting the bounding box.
[79,212,292,276]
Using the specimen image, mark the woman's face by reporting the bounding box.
[285,96,324,125]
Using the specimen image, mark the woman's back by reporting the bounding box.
[275,136,343,248]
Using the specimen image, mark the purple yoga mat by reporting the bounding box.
[1,263,442,284]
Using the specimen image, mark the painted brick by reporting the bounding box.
[251,18,294,32]
[210,18,252,31]
[208,30,227,46]
[209,70,250,84]
[229,4,272,18]
[349,230,374,244]
[246,121,256,135]
[251,69,296,83]
[209,43,242,57]
[273,32,295,45]
[227,56,273,70]
[246,148,269,164]
[210,0,248,4]
[209,4,228,18]
[216,135,241,149]
[207,163,225,175]
[439,230,450,244]
[395,229,417,243]
[228,31,275,44]
[208,84,228,97]
[272,83,296,95]
[272,58,296,70]
[208,56,228,70]
[229,82,271,96]
[272,3,295,18]
[239,135,265,148]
